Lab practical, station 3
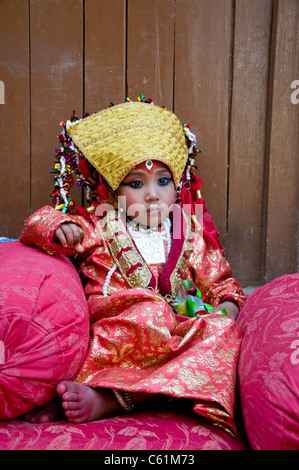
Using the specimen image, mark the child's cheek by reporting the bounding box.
[117,188,140,214]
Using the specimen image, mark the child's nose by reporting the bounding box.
[145,186,160,201]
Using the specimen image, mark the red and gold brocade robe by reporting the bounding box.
[20,205,246,435]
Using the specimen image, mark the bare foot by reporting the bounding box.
[56,381,120,423]
[22,399,61,424]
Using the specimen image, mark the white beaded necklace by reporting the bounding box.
[103,218,172,297]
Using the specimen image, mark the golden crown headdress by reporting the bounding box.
[51,96,199,214]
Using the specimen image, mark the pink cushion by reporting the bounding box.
[0,241,89,419]
[0,408,249,450]
[238,274,299,449]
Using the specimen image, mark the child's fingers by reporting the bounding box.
[74,227,85,252]
[54,226,69,247]
[55,224,84,250]
[73,241,85,253]
[64,224,84,249]
[69,224,84,247]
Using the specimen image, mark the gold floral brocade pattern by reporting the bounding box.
[20,205,246,435]
[169,210,194,297]
[102,212,153,289]
[75,288,242,435]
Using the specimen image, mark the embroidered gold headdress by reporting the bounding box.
[66,101,188,190]
[51,97,200,216]
[51,97,225,255]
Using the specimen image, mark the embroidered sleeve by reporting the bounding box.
[20,205,96,256]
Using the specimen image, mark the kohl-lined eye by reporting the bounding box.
[158,176,172,186]
[121,179,143,188]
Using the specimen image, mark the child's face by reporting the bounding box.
[117,161,176,227]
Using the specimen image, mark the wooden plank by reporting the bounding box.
[264,0,299,282]
[82,0,126,208]
[174,0,233,245]
[227,0,272,285]
[84,0,126,111]
[126,0,176,109]
[0,0,30,238]
[30,0,84,213]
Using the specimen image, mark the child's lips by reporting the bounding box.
[147,205,161,214]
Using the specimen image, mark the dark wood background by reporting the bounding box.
[0,0,298,287]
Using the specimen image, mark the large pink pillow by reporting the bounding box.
[0,408,250,450]
[0,241,89,419]
[238,274,299,449]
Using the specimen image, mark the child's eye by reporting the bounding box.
[158,177,172,186]
[125,179,143,188]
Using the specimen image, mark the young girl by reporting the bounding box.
[20,99,246,434]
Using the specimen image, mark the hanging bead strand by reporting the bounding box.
[162,218,172,256]
[103,263,118,297]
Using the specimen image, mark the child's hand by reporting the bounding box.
[54,223,84,253]
[213,301,239,320]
